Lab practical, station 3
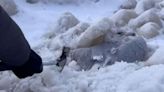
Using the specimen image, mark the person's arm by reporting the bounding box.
[0,62,14,71]
[0,6,43,78]
[0,5,31,67]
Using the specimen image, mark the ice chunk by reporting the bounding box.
[111,9,138,27]
[120,0,137,9]
[144,47,164,66]
[47,12,79,37]
[129,9,162,29]
[137,22,160,39]
[76,18,114,48]
[135,0,156,14]
[117,37,148,63]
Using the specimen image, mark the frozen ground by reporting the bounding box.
[1,0,164,92]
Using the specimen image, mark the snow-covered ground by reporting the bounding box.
[1,0,164,92]
[12,0,123,46]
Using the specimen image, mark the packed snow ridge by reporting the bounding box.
[1,0,164,92]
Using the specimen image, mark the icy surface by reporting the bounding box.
[1,0,164,92]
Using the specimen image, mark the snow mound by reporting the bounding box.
[48,22,90,50]
[50,12,79,36]
[2,63,164,92]
[0,63,141,92]
[117,65,164,92]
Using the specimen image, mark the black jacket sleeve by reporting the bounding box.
[0,6,31,67]
[0,6,43,78]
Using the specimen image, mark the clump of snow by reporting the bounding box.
[120,0,137,9]
[47,12,79,37]
[137,22,160,39]
[157,0,164,9]
[93,55,104,61]
[76,18,114,48]
[146,35,164,52]
[111,9,138,27]
[69,47,94,70]
[0,0,18,16]
[135,0,156,14]
[0,71,18,90]
[48,22,90,50]
[67,60,81,71]
[144,47,164,66]
[129,9,162,29]
[159,8,164,20]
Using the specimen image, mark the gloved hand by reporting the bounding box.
[0,61,14,71]
[12,50,43,79]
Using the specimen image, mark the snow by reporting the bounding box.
[137,22,160,39]
[144,47,164,66]
[129,8,162,29]
[76,17,114,48]
[111,9,137,27]
[0,0,18,15]
[117,64,164,92]
[12,0,123,47]
[135,0,156,14]
[1,0,164,92]
[120,0,137,9]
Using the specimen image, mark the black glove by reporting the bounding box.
[12,50,43,79]
[0,61,14,71]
